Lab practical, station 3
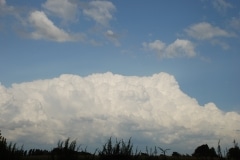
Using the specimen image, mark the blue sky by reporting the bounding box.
[1,1,240,111]
[2,0,239,112]
[1,0,240,153]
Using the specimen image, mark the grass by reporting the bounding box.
[0,130,240,160]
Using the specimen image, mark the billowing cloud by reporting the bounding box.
[28,11,77,42]
[143,39,196,58]
[185,22,234,40]
[83,0,116,26]
[0,72,239,153]
[42,0,78,22]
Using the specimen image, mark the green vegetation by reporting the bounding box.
[0,130,240,160]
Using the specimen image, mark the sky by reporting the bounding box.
[0,0,240,154]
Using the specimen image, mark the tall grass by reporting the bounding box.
[51,138,79,160]
[0,130,25,160]
[98,137,136,160]
[1,130,240,160]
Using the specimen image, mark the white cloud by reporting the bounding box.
[143,39,196,58]
[212,0,233,12]
[1,72,239,153]
[42,0,78,22]
[0,0,14,15]
[105,30,121,46]
[83,0,116,26]
[166,39,196,58]
[28,11,76,42]
[230,17,240,31]
[185,22,236,50]
[211,39,229,50]
[0,1,72,42]
[143,40,166,53]
[0,0,117,44]
[0,0,6,6]
[185,22,234,40]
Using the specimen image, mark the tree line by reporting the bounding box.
[1,130,240,160]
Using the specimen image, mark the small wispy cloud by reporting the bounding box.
[83,0,116,26]
[0,0,117,44]
[0,0,5,5]
[143,39,196,58]
[28,11,78,42]
[185,22,236,50]
[42,0,79,23]
[0,0,15,17]
[105,30,121,46]
[185,22,235,40]
[211,39,230,50]
[230,17,240,31]
[212,0,233,13]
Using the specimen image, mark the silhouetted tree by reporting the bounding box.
[209,147,217,157]
[172,151,181,157]
[227,140,240,160]
[192,144,217,158]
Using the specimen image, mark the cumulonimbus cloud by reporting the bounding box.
[0,72,239,153]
